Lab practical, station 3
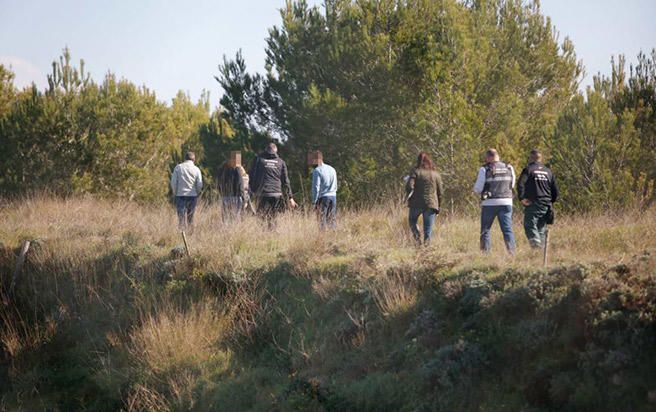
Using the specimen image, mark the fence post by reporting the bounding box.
[181,231,190,257]
[10,240,31,294]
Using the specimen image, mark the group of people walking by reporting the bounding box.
[170,144,558,254]
[170,143,337,231]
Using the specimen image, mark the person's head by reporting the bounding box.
[529,149,542,163]
[265,142,278,155]
[185,151,196,162]
[308,150,323,168]
[416,152,434,170]
[485,148,499,164]
[228,151,241,168]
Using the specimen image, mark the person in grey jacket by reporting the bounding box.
[170,151,203,230]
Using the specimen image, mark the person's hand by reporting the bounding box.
[289,198,298,209]
[521,199,532,206]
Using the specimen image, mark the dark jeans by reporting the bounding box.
[317,196,337,230]
[409,208,437,244]
[222,196,243,223]
[480,205,516,254]
[175,196,198,230]
[257,196,285,230]
[524,202,549,248]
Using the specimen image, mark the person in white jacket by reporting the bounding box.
[170,151,203,230]
[473,148,516,254]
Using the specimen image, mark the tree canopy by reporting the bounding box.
[0,1,654,212]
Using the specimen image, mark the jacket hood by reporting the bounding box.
[260,151,279,160]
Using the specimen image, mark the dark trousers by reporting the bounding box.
[523,202,549,248]
[257,196,285,229]
[480,205,516,254]
[175,196,198,230]
[409,208,437,244]
[317,196,337,230]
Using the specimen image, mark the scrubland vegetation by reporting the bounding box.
[1,0,655,410]
[1,197,654,411]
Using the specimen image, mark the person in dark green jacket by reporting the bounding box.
[405,152,444,245]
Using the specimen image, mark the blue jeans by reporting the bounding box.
[175,196,198,230]
[222,196,243,223]
[409,208,437,244]
[317,196,337,230]
[480,205,516,254]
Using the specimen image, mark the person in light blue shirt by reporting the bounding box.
[310,151,337,230]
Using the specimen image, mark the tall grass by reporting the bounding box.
[0,195,654,410]
[1,195,653,272]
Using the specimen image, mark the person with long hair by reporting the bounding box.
[217,151,245,223]
[405,152,443,245]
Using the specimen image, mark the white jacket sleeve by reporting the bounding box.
[311,169,320,204]
[195,167,203,193]
[473,167,486,194]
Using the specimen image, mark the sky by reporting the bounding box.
[1,0,654,105]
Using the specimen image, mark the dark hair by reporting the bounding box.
[416,152,434,170]
[265,142,277,154]
[185,151,195,161]
[529,149,542,162]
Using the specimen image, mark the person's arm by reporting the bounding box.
[281,160,297,208]
[236,169,244,199]
[517,167,529,200]
[518,167,532,206]
[473,167,486,194]
[311,169,320,205]
[281,160,293,199]
[510,165,516,189]
[551,174,559,204]
[405,172,416,196]
[170,166,179,195]
[195,167,203,193]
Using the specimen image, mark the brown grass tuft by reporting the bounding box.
[129,300,231,375]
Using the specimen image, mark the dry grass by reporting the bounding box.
[1,196,654,272]
[129,300,231,375]
[371,272,418,317]
[0,195,654,410]
[125,300,231,411]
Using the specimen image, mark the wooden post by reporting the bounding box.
[181,231,190,257]
[543,228,549,268]
[11,240,31,294]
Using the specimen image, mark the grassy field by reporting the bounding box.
[1,197,655,411]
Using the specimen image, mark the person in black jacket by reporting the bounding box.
[517,149,559,248]
[248,143,297,229]
[218,151,245,223]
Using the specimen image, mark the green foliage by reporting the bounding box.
[550,48,656,211]
[0,5,654,211]
[218,0,581,207]
[0,49,215,201]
